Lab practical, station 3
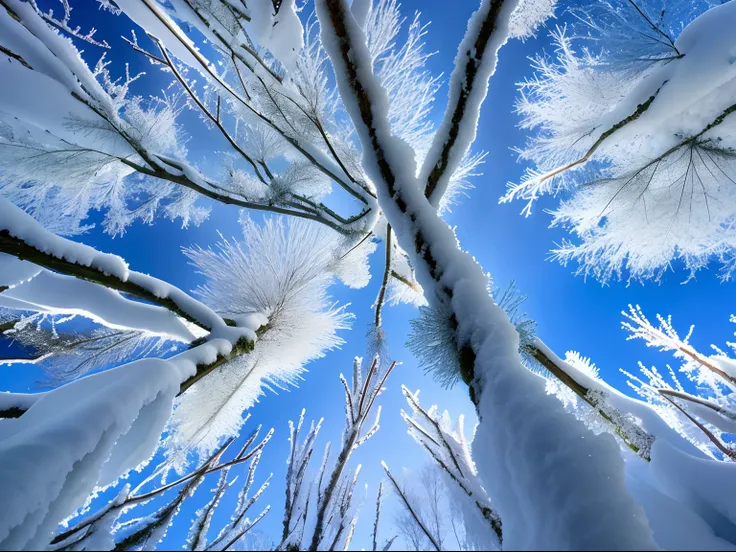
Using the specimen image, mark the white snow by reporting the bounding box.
[0,255,42,289]
[650,439,736,541]
[245,0,304,70]
[0,197,129,279]
[0,357,188,550]
[0,392,42,413]
[4,270,196,342]
[624,456,735,550]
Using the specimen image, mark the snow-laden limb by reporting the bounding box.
[538,337,736,544]
[48,425,271,551]
[318,1,657,547]
[3,270,195,342]
[0,196,232,334]
[526,340,657,459]
[362,0,443,166]
[420,0,547,205]
[531,338,707,456]
[508,1,736,281]
[401,387,502,548]
[0,356,188,550]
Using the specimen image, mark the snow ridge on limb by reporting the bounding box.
[0,197,232,334]
[0,357,183,550]
[317,0,657,547]
[421,0,557,205]
[3,270,196,342]
[420,0,508,206]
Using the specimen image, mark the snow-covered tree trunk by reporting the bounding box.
[316,0,658,548]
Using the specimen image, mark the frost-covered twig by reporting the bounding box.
[28,0,111,48]
[307,357,395,550]
[278,410,322,549]
[658,391,736,461]
[623,304,736,388]
[401,387,502,545]
[374,224,392,329]
[371,481,384,551]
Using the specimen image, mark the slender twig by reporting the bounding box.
[372,481,383,552]
[659,391,736,460]
[374,224,392,329]
[382,463,441,552]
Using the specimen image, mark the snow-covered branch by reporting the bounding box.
[318,1,658,548]
[0,198,232,333]
[421,0,508,206]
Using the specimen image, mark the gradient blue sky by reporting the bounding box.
[3,0,734,549]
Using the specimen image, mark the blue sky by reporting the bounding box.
[4,0,735,549]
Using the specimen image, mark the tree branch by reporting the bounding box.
[374,224,392,329]
[381,463,441,552]
[422,0,506,205]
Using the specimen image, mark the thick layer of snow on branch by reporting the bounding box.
[0,197,128,279]
[0,255,42,289]
[0,197,233,335]
[318,0,657,548]
[3,270,196,342]
[421,0,524,205]
[536,339,705,457]
[0,357,190,550]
